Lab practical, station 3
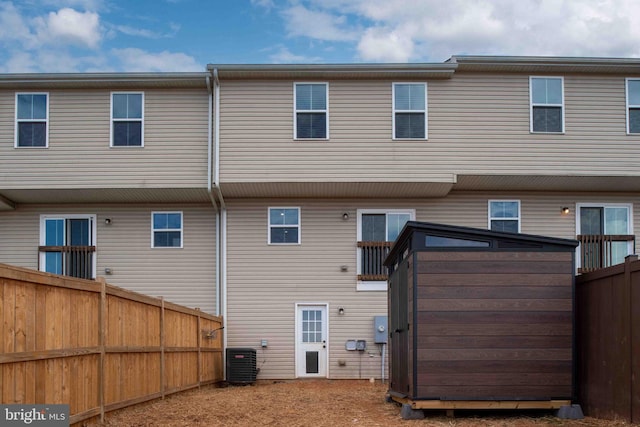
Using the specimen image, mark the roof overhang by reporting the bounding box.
[0,73,210,90]
[449,55,640,75]
[220,181,454,199]
[454,174,640,192]
[206,63,457,80]
[0,188,212,206]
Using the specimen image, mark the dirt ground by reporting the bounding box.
[96,380,633,427]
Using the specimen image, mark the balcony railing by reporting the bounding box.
[357,241,392,281]
[38,245,96,280]
[577,234,635,273]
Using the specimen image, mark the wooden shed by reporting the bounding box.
[384,222,579,410]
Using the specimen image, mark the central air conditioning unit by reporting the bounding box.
[226,348,257,384]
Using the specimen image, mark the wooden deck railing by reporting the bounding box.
[357,241,392,281]
[577,234,635,273]
[38,245,96,280]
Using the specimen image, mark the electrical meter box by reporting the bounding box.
[374,315,388,344]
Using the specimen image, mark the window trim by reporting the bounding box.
[529,76,565,134]
[293,82,329,140]
[488,200,521,233]
[151,211,183,249]
[626,78,640,134]
[268,207,301,245]
[110,91,145,148]
[356,208,415,291]
[15,92,49,148]
[392,82,428,140]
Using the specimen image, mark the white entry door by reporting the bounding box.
[296,304,328,378]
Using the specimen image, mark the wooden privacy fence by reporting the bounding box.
[0,263,224,426]
[575,255,640,423]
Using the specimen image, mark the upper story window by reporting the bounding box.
[111,92,144,147]
[15,93,48,148]
[268,207,301,244]
[393,83,427,139]
[294,83,328,139]
[530,77,564,133]
[152,212,183,248]
[626,79,640,134]
[488,200,520,233]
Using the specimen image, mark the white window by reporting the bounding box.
[15,93,48,148]
[530,77,564,133]
[111,92,144,147]
[152,212,183,248]
[488,200,521,233]
[294,83,328,139]
[39,214,96,279]
[393,83,427,139]
[268,207,301,244]
[357,209,415,291]
[626,78,640,134]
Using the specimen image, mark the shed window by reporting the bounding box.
[269,207,300,244]
[626,79,640,134]
[16,93,48,148]
[489,200,520,233]
[294,83,328,139]
[530,77,564,133]
[426,235,490,247]
[393,83,427,139]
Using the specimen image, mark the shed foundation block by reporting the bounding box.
[400,403,425,420]
[555,404,584,420]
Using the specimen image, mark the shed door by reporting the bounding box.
[296,305,327,378]
[389,258,410,396]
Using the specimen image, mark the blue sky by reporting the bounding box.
[2,0,640,73]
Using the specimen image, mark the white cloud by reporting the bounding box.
[34,8,101,48]
[278,0,640,62]
[282,4,358,42]
[266,45,322,63]
[115,22,180,39]
[111,48,203,72]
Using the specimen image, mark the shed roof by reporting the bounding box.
[384,221,579,267]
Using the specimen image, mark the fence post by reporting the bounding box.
[196,308,202,387]
[98,277,106,424]
[160,297,165,399]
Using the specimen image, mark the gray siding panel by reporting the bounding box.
[226,193,639,379]
[0,204,217,314]
[219,74,640,184]
[0,89,209,189]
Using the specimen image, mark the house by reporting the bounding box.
[1,56,640,380]
[211,56,640,380]
[0,72,220,314]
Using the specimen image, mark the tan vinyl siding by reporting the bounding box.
[226,193,639,379]
[0,204,217,314]
[0,89,209,189]
[219,74,640,184]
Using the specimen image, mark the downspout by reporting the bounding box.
[206,75,221,318]
[212,68,228,356]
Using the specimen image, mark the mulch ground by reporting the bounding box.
[95,380,634,426]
